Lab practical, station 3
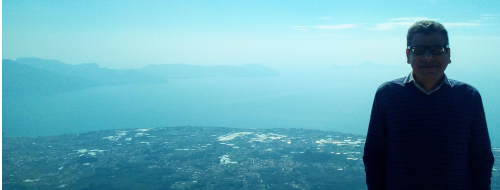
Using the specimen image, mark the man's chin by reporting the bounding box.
[418,72,443,79]
[420,67,442,74]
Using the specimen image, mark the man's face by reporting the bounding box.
[406,32,451,82]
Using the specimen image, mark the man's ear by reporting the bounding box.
[447,48,451,64]
[406,49,410,63]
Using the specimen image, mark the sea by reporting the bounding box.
[3,68,500,147]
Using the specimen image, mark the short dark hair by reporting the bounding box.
[407,20,449,46]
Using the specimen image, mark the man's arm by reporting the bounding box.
[469,92,494,189]
[363,93,387,190]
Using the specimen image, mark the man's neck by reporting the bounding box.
[414,74,444,92]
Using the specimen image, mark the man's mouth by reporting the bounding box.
[420,65,439,68]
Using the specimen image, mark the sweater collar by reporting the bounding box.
[403,72,451,95]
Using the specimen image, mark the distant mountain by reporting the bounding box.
[2,59,101,97]
[3,58,168,97]
[3,57,280,97]
[139,63,280,79]
[15,57,168,86]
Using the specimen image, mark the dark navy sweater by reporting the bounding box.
[363,77,494,190]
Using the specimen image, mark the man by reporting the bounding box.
[363,20,494,190]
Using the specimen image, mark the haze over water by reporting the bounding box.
[4,64,500,147]
[4,69,374,135]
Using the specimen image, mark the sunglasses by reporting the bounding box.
[407,45,450,55]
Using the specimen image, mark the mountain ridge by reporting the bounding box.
[3,57,280,97]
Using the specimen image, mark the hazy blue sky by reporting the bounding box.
[3,0,500,71]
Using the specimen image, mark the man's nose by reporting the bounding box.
[423,49,434,60]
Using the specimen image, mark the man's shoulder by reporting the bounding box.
[376,77,406,92]
[448,79,481,94]
[372,77,407,104]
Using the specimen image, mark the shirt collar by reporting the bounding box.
[403,72,451,95]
